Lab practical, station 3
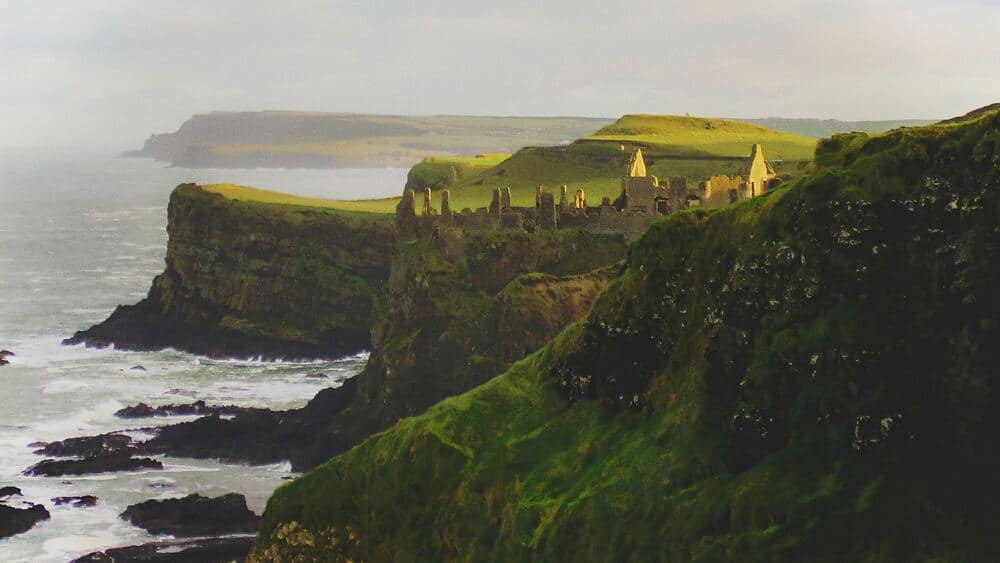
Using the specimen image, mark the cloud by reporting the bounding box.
[1,0,998,147]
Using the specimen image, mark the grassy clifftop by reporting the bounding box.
[66,184,398,359]
[250,109,1000,561]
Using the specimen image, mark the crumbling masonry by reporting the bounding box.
[396,145,778,241]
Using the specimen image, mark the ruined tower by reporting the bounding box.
[744,144,775,197]
[441,189,452,221]
[559,185,568,208]
[489,188,503,215]
[422,187,435,215]
[536,189,557,229]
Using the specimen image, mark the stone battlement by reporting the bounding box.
[397,145,778,241]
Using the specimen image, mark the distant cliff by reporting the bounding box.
[126,112,615,169]
[65,184,397,359]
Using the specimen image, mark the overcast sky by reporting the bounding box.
[2,0,998,148]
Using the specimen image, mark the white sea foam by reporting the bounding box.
[0,150,380,561]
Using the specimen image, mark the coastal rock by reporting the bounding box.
[115,400,249,419]
[0,503,50,539]
[71,536,253,562]
[120,493,259,537]
[33,432,134,457]
[63,184,395,360]
[0,349,13,366]
[52,495,98,508]
[25,454,162,476]
[0,486,22,499]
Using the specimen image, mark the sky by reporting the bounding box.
[2,0,999,148]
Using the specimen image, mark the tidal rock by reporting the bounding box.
[0,349,12,366]
[0,486,22,499]
[305,372,329,379]
[120,493,260,537]
[25,454,162,476]
[33,432,134,457]
[52,495,98,508]
[115,400,249,419]
[71,536,253,563]
[0,503,50,539]
[130,365,147,371]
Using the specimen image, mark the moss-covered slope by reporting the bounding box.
[251,109,1000,561]
[66,184,397,359]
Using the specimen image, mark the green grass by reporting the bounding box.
[585,114,818,160]
[202,183,397,215]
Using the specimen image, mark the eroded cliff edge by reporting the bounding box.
[65,184,396,360]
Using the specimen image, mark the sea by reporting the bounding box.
[0,148,407,562]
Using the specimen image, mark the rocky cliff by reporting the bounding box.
[141,228,627,470]
[250,109,1000,561]
[65,184,397,359]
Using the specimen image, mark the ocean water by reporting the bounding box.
[0,149,407,562]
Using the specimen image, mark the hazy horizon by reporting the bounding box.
[3,0,998,149]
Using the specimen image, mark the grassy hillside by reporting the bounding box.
[403,115,817,213]
[585,114,817,159]
[250,109,1000,561]
[740,117,934,139]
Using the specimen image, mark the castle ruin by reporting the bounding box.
[396,145,777,241]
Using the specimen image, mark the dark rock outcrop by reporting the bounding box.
[0,503,49,539]
[25,454,162,476]
[52,495,98,508]
[0,349,12,366]
[72,536,252,563]
[33,433,133,457]
[120,493,259,537]
[115,400,248,419]
[0,486,22,499]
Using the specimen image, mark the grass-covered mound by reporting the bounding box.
[403,114,817,213]
[250,108,1000,561]
[585,114,816,159]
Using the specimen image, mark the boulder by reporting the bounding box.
[33,433,134,457]
[52,495,98,508]
[25,454,162,476]
[71,536,253,562]
[121,493,260,537]
[0,503,50,539]
[0,486,22,499]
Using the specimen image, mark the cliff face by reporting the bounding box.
[141,228,628,470]
[250,110,1000,561]
[65,184,397,359]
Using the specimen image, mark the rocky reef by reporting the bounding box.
[249,109,1000,561]
[65,184,396,360]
